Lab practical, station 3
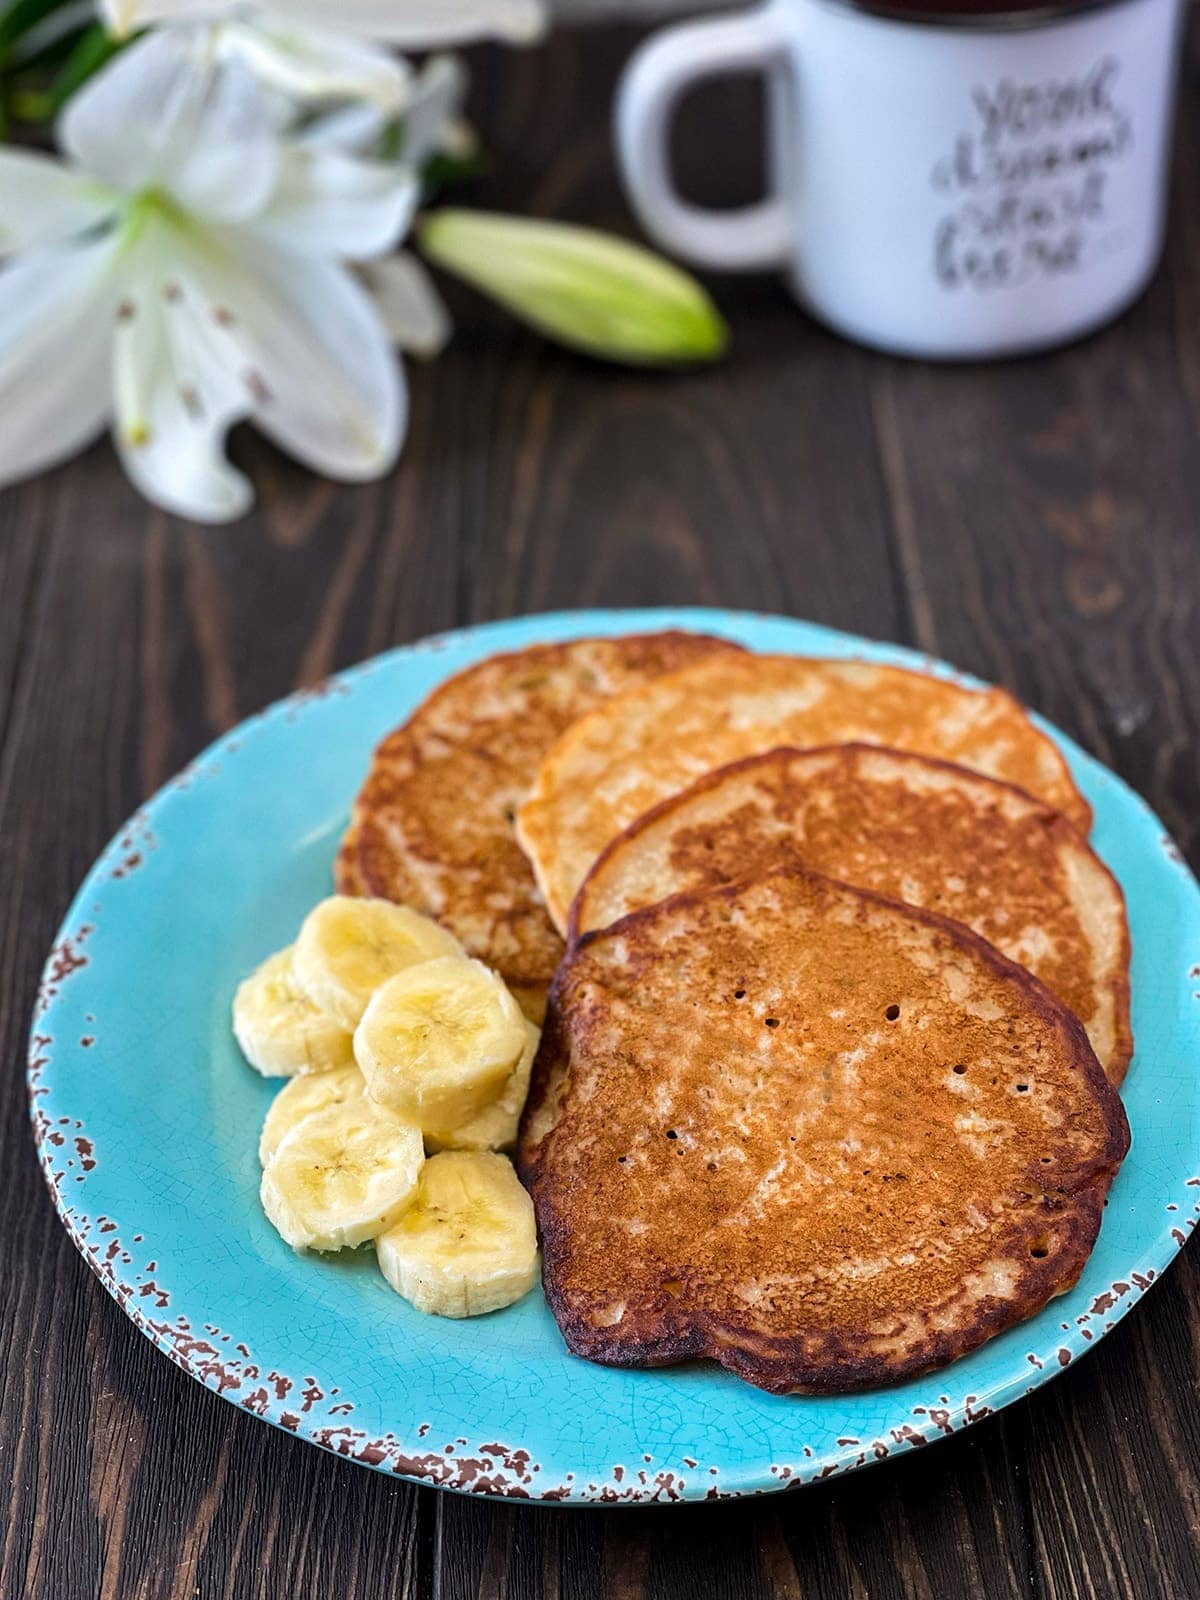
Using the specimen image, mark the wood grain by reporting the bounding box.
[2,20,1199,1600]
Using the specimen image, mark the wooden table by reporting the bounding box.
[4,20,1199,1600]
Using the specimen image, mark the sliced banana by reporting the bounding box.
[425,1019,540,1153]
[260,1096,424,1252]
[233,946,354,1078]
[259,1062,367,1166]
[354,956,526,1132]
[376,1151,538,1317]
[293,896,464,1030]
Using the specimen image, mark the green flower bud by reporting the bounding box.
[417,208,727,368]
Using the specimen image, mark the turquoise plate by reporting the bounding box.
[29,609,1200,1504]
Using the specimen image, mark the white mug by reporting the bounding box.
[616,0,1185,359]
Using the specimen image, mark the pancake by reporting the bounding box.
[519,866,1129,1395]
[517,654,1092,934]
[341,631,740,1014]
[334,821,366,896]
[573,745,1132,1084]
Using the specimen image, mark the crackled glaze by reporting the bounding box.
[27,609,1200,1503]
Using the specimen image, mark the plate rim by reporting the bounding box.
[27,605,1200,1505]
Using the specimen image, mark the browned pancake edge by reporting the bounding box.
[568,742,1132,1085]
[340,631,742,997]
[520,865,1129,1396]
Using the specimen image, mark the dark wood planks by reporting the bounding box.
[0,17,1198,1600]
[0,454,451,1600]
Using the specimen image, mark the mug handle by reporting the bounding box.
[615,8,793,272]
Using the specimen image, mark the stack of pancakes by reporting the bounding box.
[338,632,739,1021]
[339,632,1131,1393]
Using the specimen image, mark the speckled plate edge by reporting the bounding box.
[27,607,1200,1505]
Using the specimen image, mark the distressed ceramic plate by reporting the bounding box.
[29,609,1200,1504]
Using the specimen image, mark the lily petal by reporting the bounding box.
[112,222,254,522]
[311,0,547,45]
[360,252,451,358]
[100,0,547,45]
[0,149,119,254]
[258,147,420,260]
[194,225,406,480]
[0,238,118,485]
[293,57,465,164]
[96,0,217,36]
[400,55,467,168]
[218,14,409,111]
[293,103,390,156]
[60,29,277,223]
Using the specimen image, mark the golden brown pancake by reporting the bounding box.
[334,821,366,896]
[519,866,1129,1395]
[573,745,1131,1084]
[340,632,740,1014]
[517,654,1092,934]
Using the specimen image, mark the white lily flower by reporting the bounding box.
[287,55,460,363]
[296,54,469,167]
[100,0,547,47]
[104,6,417,115]
[360,254,452,359]
[213,11,412,110]
[0,29,427,521]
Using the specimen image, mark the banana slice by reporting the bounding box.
[293,896,464,1030]
[354,956,526,1131]
[260,1096,424,1252]
[376,1151,538,1317]
[425,1019,540,1153]
[233,946,354,1078]
[259,1062,367,1166]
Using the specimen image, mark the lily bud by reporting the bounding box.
[417,208,728,367]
